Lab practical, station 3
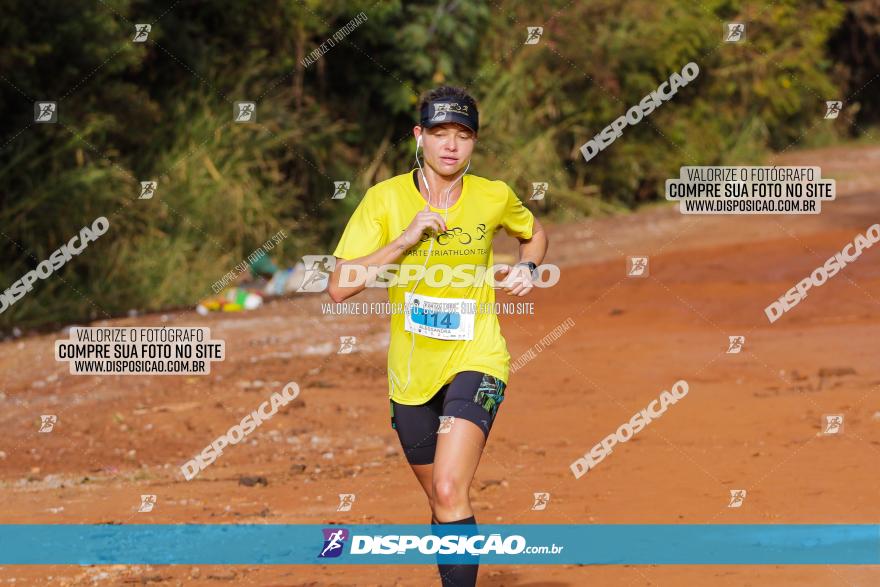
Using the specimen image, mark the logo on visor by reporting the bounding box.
[433,103,470,119]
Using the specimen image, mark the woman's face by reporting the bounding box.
[417,123,476,177]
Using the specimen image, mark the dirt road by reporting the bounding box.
[2,144,879,585]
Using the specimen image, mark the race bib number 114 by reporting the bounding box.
[404,292,475,341]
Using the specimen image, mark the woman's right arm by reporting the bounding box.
[327,204,446,303]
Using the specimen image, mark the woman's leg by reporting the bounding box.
[431,418,486,521]
[430,371,505,587]
[432,371,504,522]
[389,393,445,520]
[409,463,437,522]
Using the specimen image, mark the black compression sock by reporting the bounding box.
[436,515,478,587]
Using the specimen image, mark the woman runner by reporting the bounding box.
[327,85,548,586]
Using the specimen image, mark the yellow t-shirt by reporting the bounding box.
[332,171,535,405]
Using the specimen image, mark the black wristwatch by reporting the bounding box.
[515,261,538,279]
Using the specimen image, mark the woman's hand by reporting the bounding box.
[400,204,447,248]
[496,264,534,297]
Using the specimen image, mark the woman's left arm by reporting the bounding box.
[517,217,548,266]
[499,217,549,296]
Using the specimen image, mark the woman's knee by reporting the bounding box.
[432,475,467,507]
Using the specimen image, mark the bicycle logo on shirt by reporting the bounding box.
[408,223,491,248]
[417,226,471,246]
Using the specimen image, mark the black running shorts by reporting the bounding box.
[390,370,507,465]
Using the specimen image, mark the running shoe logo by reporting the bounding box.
[319,528,349,558]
